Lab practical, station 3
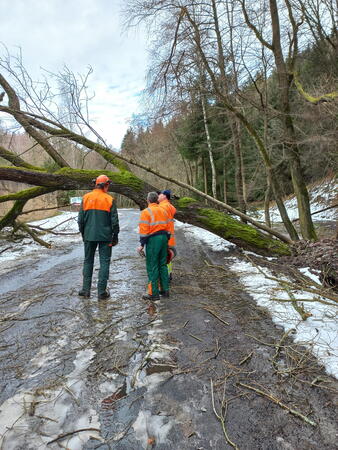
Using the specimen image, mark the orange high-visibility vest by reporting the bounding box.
[160,199,176,246]
[139,203,170,240]
[82,189,113,212]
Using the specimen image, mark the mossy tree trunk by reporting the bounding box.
[0,166,290,256]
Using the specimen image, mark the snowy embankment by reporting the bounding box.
[0,211,81,268]
[176,221,338,379]
[252,177,337,222]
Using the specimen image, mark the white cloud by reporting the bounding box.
[0,0,148,148]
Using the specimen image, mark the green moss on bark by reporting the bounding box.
[0,186,55,204]
[197,208,290,255]
[57,168,144,191]
[176,197,199,208]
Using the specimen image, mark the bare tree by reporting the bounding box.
[0,58,292,255]
[124,0,299,239]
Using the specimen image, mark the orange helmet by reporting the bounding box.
[95,175,111,186]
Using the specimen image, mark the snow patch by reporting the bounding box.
[232,259,338,378]
[133,409,175,449]
[252,178,337,222]
[176,221,235,251]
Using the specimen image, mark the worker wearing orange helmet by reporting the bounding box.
[158,189,177,281]
[78,174,119,300]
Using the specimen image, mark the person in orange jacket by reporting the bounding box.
[137,191,171,300]
[78,175,119,300]
[158,189,177,281]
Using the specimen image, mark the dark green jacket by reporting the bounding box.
[78,189,119,242]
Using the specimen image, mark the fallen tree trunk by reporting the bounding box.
[174,198,290,256]
[0,166,290,256]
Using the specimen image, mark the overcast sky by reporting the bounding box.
[0,0,148,149]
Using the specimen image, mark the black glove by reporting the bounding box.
[111,234,118,247]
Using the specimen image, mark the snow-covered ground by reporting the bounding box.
[0,211,81,267]
[175,221,236,252]
[252,177,337,222]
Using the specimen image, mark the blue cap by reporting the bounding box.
[161,189,171,200]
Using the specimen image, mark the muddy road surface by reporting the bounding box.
[0,210,337,449]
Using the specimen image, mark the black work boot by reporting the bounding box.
[142,293,160,301]
[78,289,90,298]
[98,289,110,300]
[159,291,170,298]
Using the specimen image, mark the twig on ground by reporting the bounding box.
[272,329,295,370]
[204,259,230,273]
[210,378,239,449]
[239,351,253,366]
[237,382,317,426]
[203,307,229,326]
[47,428,101,445]
[0,246,13,254]
[283,287,312,320]
[189,333,203,342]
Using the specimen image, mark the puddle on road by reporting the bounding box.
[0,348,101,449]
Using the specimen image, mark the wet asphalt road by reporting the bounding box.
[0,210,337,449]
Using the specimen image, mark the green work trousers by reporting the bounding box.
[146,234,169,296]
[82,241,112,295]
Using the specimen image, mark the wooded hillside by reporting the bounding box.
[122,0,337,230]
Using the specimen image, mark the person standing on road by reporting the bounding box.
[78,175,119,300]
[158,189,177,281]
[137,191,171,300]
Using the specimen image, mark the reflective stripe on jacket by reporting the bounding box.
[78,189,119,242]
[139,203,170,246]
[159,199,176,247]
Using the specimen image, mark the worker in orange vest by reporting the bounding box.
[78,175,119,300]
[137,192,171,300]
[158,189,177,281]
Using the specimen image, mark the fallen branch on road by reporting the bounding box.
[237,382,317,426]
[203,307,229,326]
[17,222,51,248]
[211,378,239,450]
[47,428,101,445]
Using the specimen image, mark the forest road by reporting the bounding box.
[0,210,337,449]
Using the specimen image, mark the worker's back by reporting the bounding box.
[139,202,170,237]
[79,189,118,242]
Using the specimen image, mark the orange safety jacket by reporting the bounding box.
[159,199,176,247]
[78,189,119,242]
[139,203,170,246]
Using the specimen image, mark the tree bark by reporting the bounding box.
[230,118,246,216]
[269,0,317,240]
[201,92,217,199]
